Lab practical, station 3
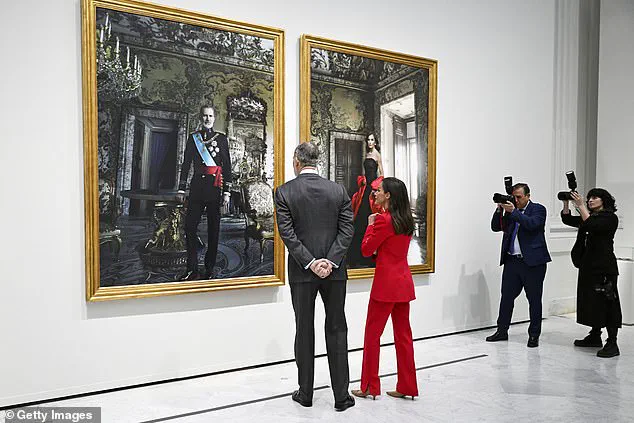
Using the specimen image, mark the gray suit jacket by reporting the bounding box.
[274,173,354,283]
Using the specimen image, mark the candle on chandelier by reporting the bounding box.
[104,13,109,29]
[126,46,130,67]
[107,22,111,39]
[99,26,104,43]
[134,55,138,70]
[115,37,120,55]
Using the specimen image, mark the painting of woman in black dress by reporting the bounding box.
[301,35,437,276]
[348,136,384,267]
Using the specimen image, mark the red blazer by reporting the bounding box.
[361,212,415,302]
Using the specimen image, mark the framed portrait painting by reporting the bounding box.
[300,35,437,279]
[82,0,285,300]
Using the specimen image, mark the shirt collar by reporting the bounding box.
[299,167,319,175]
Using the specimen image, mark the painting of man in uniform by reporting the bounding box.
[94,6,278,287]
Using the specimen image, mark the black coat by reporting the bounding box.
[561,210,621,327]
[179,129,232,202]
[274,173,354,283]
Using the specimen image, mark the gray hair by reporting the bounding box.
[512,183,530,196]
[294,142,319,167]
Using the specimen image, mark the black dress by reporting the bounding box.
[348,158,378,268]
[561,210,622,328]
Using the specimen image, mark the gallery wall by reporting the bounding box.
[0,0,563,406]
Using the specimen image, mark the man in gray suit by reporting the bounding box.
[275,142,355,412]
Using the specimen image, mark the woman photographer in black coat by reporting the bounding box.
[561,188,621,358]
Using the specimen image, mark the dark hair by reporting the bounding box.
[294,142,319,167]
[587,188,617,212]
[382,177,415,236]
[366,133,381,153]
[199,104,215,116]
[512,183,530,195]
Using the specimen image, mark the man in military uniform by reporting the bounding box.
[177,105,233,281]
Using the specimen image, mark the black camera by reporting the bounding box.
[594,275,617,301]
[492,176,515,204]
[557,171,577,201]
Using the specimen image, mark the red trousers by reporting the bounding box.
[360,299,418,396]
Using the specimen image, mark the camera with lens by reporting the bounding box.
[557,171,577,201]
[594,275,617,301]
[492,176,515,205]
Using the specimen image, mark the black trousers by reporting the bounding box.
[497,255,547,336]
[290,279,349,402]
[184,190,221,273]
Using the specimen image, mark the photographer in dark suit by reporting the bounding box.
[486,183,551,347]
[177,105,232,281]
[274,142,355,412]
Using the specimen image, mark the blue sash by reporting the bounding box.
[192,133,217,166]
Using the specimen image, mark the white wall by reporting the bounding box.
[545,0,601,317]
[0,0,560,406]
[597,0,634,249]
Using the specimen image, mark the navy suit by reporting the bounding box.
[491,201,551,336]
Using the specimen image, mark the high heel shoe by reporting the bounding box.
[351,389,377,400]
[386,390,416,400]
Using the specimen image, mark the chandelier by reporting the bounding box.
[97,14,143,101]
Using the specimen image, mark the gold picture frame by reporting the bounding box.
[82,0,285,300]
[300,34,437,279]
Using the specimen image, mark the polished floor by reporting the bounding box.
[5,314,633,422]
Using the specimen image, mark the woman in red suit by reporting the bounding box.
[352,177,418,400]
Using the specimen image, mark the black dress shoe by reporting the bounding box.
[597,341,620,358]
[202,269,217,280]
[527,335,539,348]
[574,333,603,347]
[334,394,355,412]
[291,390,312,407]
[178,270,200,281]
[486,330,508,342]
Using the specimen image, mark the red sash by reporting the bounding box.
[199,166,223,187]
